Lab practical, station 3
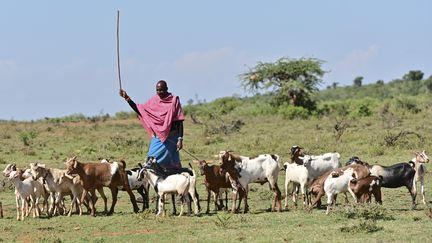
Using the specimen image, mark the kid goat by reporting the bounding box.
[8,170,46,220]
[30,162,87,217]
[196,160,231,214]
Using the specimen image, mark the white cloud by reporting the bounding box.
[339,45,379,73]
[157,47,241,74]
[324,45,380,85]
[0,59,18,72]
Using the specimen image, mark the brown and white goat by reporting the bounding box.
[219,151,282,213]
[349,175,382,204]
[65,156,139,216]
[308,163,370,209]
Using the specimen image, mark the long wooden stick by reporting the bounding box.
[116,10,122,90]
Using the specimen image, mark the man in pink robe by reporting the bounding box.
[119,80,185,169]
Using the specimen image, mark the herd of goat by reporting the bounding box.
[0,147,429,220]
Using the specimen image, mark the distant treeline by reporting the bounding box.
[3,76,429,124]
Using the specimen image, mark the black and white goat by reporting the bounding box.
[138,159,199,217]
[125,163,150,211]
[369,151,429,209]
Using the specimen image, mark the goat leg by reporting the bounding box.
[195,190,201,212]
[107,187,119,215]
[171,194,177,215]
[136,186,146,212]
[206,189,211,214]
[186,194,192,216]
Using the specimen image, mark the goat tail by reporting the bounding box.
[188,163,196,178]
[120,159,127,170]
[271,154,280,162]
[409,161,415,168]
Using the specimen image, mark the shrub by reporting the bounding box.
[395,97,421,114]
[115,111,135,119]
[277,105,309,119]
[340,220,383,233]
[369,144,384,156]
[20,130,38,146]
[357,104,372,117]
[209,97,242,115]
[342,205,394,221]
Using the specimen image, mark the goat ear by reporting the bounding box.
[72,155,77,160]
[138,163,143,168]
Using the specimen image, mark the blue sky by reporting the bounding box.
[1,1,431,120]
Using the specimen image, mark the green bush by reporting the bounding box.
[340,220,383,233]
[277,105,309,119]
[115,111,136,119]
[209,97,242,115]
[395,97,421,114]
[356,104,372,117]
[20,130,38,146]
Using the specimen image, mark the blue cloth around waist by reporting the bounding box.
[147,134,181,169]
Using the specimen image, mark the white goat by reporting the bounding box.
[324,167,356,215]
[139,165,199,217]
[301,153,341,180]
[219,151,282,213]
[3,164,49,215]
[8,170,46,220]
[30,163,86,216]
[283,162,309,207]
[412,150,429,204]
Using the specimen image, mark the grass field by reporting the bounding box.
[1,109,431,242]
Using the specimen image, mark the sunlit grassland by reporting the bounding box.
[0,108,431,242]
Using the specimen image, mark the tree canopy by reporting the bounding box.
[240,57,325,109]
[403,70,424,81]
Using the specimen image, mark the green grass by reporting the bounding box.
[1,108,432,242]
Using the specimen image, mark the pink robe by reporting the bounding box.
[137,93,184,143]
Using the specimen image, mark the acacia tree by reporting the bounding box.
[240,57,325,109]
[353,76,363,87]
[403,70,424,81]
